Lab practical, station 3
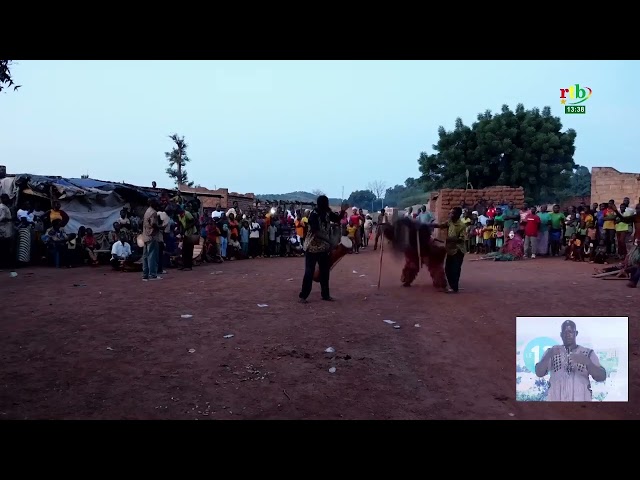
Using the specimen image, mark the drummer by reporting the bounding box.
[298,195,348,303]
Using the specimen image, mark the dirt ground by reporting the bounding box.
[1,246,638,420]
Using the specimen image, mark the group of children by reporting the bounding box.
[470,221,507,254]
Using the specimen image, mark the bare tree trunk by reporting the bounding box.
[177,146,183,189]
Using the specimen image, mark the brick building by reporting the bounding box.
[590,167,640,207]
[179,185,256,213]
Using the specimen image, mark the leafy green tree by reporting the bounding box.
[417,104,577,204]
[165,133,194,188]
[347,189,376,208]
[555,165,591,201]
[0,60,20,93]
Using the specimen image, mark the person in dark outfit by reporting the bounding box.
[298,195,347,303]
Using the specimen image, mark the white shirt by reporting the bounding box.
[17,209,34,223]
[478,215,488,226]
[212,211,222,219]
[111,241,132,258]
[250,222,260,239]
[157,211,171,233]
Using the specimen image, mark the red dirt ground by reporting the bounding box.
[0,247,638,420]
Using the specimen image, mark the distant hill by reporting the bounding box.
[256,191,342,205]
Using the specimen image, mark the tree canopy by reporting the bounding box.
[417,104,577,204]
[557,165,591,200]
[383,178,426,208]
[0,60,20,93]
[347,189,377,208]
[165,133,193,188]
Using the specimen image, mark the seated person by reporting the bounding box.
[42,219,73,268]
[117,209,131,230]
[83,227,99,265]
[110,231,140,270]
[565,233,583,261]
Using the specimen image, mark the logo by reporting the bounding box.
[560,84,591,114]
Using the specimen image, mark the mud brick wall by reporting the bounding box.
[591,167,640,207]
[227,192,256,212]
[559,195,591,212]
[434,187,525,241]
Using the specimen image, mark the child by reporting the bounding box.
[240,221,250,258]
[83,227,99,265]
[228,233,241,260]
[347,220,358,253]
[591,239,608,264]
[495,224,505,249]
[483,219,496,252]
[467,223,476,254]
[564,215,576,247]
[586,222,598,244]
[565,233,582,261]
[475,223,484,254]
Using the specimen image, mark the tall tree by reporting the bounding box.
[311,189,326,197]
[417,104,577,204]
[555,165,591,201]
[0,60,20,93]
[165,133,194,188]
[384,177,433,208]
[347,189,376,208]
[367,180,387,201]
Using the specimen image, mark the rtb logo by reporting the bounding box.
[560,84,592,105]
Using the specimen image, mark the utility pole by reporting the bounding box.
[341,186,344,201]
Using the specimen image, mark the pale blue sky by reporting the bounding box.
[1,60,637,197]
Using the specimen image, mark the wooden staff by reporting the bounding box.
[416,228,421,273]
[377,236,384,289]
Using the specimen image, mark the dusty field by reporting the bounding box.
[0,247,638,420]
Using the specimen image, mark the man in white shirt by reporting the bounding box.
[211,205,223,219]
[110,231,134,270]
[249,216,261,258]
[17,201,35,223]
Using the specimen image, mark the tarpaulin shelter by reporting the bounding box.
[5,174,199,234]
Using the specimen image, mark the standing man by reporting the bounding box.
[142,198,162,281]
[177,206,196,271]
[298,195,347,303]
[536,204,551,256]
[418,205,434,224]
[0,194,14,269]
[502,201,520,234]
[374,208,388,250]
[535,320,607,401]
[430,206,467,293]
[157,205,172,274]
[523,206,541,258]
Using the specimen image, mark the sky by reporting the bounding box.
[1,60,638,197]
[516,316,629,350]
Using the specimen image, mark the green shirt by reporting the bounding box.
[549,212,566,230]
[502,208,519,232]
[538,212,551,232]
[179,211,197,236]
[445,219,467,255]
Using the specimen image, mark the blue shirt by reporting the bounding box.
[597,211,604,228]
[240,227,249,243]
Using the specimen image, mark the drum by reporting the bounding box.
[313,236,352,282]
[136,234,145,248]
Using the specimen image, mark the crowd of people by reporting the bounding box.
[442,197,640,288]
[0,192,379,277]
[2,190,639,289]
